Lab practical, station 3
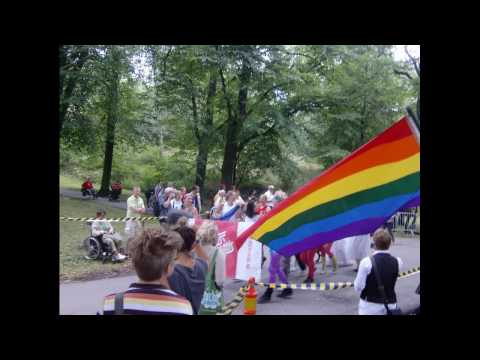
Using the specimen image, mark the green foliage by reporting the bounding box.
[60,45,419,196]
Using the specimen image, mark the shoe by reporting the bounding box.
[113,253,126,262]
[258,288,273,304]
[277,288,293,298]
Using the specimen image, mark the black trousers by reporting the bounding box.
[82,189,96,197]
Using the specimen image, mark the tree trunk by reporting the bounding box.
[221,119,239,190]
[99,48,120,196]
[99,118,116,196]
[195,142,209,189]
[221,56,250,190]
[195,70,217,191]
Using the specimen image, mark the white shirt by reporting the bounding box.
[126,195,145,218]
[222,202,237,216]
[263,190,275,202]
[353,250,403,315]
[170,199,183,210]
[214,197,225,208]
[244,215,259,225]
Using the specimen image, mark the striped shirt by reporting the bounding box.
[103,283,193,315]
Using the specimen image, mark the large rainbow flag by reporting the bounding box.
[235,115,420,256]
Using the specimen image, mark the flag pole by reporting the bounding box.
[405,106,420,145]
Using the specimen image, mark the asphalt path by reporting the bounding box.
[60,236,420,315]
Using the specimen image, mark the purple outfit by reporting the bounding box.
[268,250,288,284]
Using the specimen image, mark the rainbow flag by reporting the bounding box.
[235,115,420,256]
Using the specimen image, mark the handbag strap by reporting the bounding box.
[370,255,391,315]
[114,292,124,315]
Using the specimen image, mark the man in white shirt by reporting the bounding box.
[354,228,403,315]
[125,186,146,249]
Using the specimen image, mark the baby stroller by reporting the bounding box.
[83,221,114,263]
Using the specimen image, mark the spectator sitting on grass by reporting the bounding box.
[81,177,97,198]
[110,181,122,201]
[102,227,193,315]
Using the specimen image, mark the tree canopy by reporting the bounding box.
[59,44,419,198]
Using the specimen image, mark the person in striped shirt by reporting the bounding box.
[102,227,193,315]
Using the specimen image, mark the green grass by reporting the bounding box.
[59,195,157,282]
[60,174,83,190]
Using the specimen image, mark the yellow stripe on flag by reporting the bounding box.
[252,153,420,239]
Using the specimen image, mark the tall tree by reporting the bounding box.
[311,45,412,167]
[148,45,221,193]
[394,46,420,121]
[216,45,332,189]
[98,46,122,196]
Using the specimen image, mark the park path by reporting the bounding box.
[60,188,128,211]
[60,189,420,315]
[60,236,420,315]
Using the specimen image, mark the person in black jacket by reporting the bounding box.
[354,228,403,315]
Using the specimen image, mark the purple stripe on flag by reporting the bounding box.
[274,217,387,256]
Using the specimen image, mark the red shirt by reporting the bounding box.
[82,181,93,190]
[256,204,270,216]
[111,183,122,190]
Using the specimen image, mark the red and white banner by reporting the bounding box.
[190,219,262,281]
[235,221,262,281]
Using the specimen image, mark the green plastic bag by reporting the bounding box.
[198,248,224,315]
